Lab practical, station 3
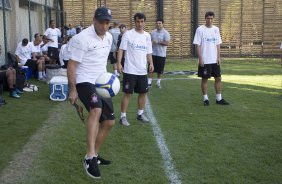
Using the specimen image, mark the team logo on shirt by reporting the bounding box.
[91,93,99,103]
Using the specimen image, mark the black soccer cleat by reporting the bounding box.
[204,100,210,106]
[83,157,101,179]
[97,155,111,165]
[216,99,229,105]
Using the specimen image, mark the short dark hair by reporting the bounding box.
[134,13,146,21]
[22,38,29,46]
[156,19,164,23]
[49,20,54,25]
[205,11,215,18]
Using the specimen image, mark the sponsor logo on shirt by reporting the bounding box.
[129,42,147,51]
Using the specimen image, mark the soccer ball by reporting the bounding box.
[95,72,120,98]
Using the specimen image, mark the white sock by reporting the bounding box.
[216,94,222,101]
[120,112,126,118]
[157,79,161,84]
[114,70,118,75]
[85,155,96,160]
[43,71,46,76]
[38,72,43,78]
[148,78,152,85]
[138,109,144,115]
[203,94,209,101]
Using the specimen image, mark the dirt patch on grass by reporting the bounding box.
[0,102,69,184]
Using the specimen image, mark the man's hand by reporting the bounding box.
[199,58,204,67]
[148,63,154,72]
[217,58,221,65]
[68,89,78,105]
[117,62,123,73]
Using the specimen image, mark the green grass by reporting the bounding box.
[0,58,281,183]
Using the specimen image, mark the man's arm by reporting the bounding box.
[217,44,221,65]
[159,40,169,46]
[117,49,124,73]
[196,45,204,67]
[147,53,154,72]
[67,60,78,104]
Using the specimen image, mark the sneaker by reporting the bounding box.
[15,88,24,94]
[83,157,101,179]
[137,113,149,122]
[97,155,111,165]
[10,91,20,98]
[38,77,46,81]
[216,99,229,105]
[0,98,6,105]
[204,100,209,106]
[120,116,130,126]
[156,83,161,88]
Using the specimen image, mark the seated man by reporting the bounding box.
[0,44,22,99]
[40,35,51,63]
[59,36,71,68]
[15,38,45,81]
[0,68,23,98]
[31,33,46,79]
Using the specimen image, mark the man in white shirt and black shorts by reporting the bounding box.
[117,13,154,126]
[68,7,114,179]
[193,11,229,106]
[44,20,61,64]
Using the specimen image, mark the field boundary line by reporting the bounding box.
[0,102,68,184]
[146,96,182,184]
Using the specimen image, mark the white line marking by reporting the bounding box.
[145,96,182,184]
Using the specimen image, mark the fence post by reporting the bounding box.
[191,0,198,57]
[157,0,163,19]
[28,0,32,41]
[2,0,8,63]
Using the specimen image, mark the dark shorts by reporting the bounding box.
[76,82,115,122]
[48,47,59,59]
[150,55,166,74]
[0,71,7,89]
[108,52,117,64]
[198,63,221,79]
[122,73,148,94]
[24,59,37,71]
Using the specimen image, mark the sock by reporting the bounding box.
[114,70,118,75]
[85,155,96,160]
[148,78,152,85]
[203,94,209,101]
[38,71,43,78]
[138,109,144,115]
[157,79,161,84]
[120,112,126,118]
[216,94,222,101]
[43,71,46,76]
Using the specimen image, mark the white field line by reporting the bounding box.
[145,96,182,184]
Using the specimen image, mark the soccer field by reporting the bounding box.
[0,58,281,184]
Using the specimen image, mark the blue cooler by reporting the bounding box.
[49,76,68,101]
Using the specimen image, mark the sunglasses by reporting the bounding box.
[73,102,85,123]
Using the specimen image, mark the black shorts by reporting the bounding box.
[122,73,148,94]
[150,55,166,74]
[0,71,7,90]
[76,82,115,122]
[198,63,221,79]
[108,52,117,64]
[24,59,37,71]
[48,47,59,59]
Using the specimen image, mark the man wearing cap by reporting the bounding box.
[68,6,114,179]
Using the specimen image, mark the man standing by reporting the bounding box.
[148,19,170,88]
[108,21,121,77]
[193,11,229,106]
[117,13,154,126]
[44,20,61,64]
[68,7,114,179]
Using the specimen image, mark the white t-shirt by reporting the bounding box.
[68,25,112,84]
[59,44,70,66]
[193,25,222,64]
[30,41,41,53]
[15,42,33,65]
[41,43,49,53]
[44,28,61,48]
[119,28,152,75]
